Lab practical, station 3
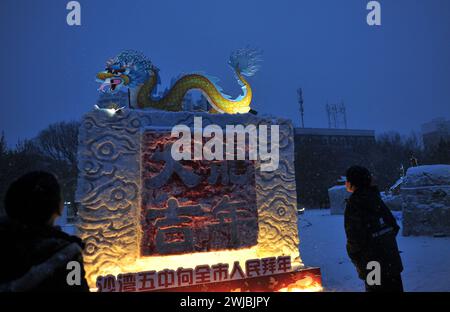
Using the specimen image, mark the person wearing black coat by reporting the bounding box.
[344,166,404,292]
[0,171,89,292]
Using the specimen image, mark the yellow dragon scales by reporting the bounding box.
[96,49,262,114]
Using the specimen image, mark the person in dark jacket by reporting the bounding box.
[0,171,89,292]
[344,166,404,292]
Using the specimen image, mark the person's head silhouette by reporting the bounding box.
[4,171,63,226]
[345,166,372,193]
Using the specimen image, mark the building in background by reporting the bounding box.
[421,117,450,149]
[294,127,376,208]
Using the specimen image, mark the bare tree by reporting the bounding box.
[36,121,79,167]
[0,132,6,156]
[0,137,45,216]
[34,121,80,204]
[0,122,81,217]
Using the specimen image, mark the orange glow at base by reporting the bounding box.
[88,245,304,289]
[277,275,323,292]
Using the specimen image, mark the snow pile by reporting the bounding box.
[403,165,450,188]
[401,165,450,236]
[381,192,403,211]
[328,185,350,215]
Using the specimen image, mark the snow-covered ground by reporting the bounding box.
[298,209,450,292]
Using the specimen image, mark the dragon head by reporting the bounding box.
[96,50,158,94]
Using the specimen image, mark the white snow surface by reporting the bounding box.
[404,165,450,187]
[406,165,450,177]
[298,209,450,292]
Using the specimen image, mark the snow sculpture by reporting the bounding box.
[328,185,350,215]
[75,109,301,288]
[95,49,261,114]
[401,165,450,236]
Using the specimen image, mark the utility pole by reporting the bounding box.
[297,88,305,128]
[326,101,348,129]
[339,100,347,129]
[326,101,331,128]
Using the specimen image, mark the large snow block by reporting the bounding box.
[382,193,403,211]
[328,185,350,215]
[401,165,450,236]
[75,109,301,288]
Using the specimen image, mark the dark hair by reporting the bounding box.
[4,171,62,225]
[346,166,372,190]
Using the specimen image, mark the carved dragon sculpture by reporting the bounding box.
[96,48,261,114]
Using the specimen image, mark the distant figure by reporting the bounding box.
[0,171,89,292]
[344,166,404,292]
[409,154,419,168]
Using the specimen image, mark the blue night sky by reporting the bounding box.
[1,0,450,146]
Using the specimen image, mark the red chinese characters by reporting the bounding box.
[96,256,293,292]
[140,131,258,256]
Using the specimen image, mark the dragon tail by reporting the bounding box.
[137,48,262,114]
